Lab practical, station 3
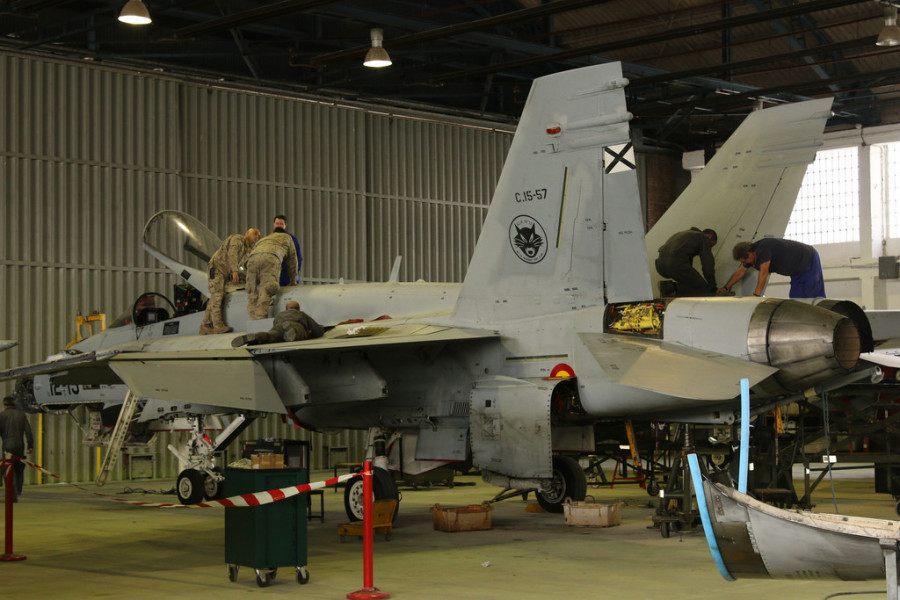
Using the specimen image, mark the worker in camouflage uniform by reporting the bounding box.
[246,227,299,319]
[199,227,261,334]
[232,301,324,346]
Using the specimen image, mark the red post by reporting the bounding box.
[1,458,26,562]
[347,460,388,599]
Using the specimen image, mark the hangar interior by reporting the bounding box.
[3,5,900,591]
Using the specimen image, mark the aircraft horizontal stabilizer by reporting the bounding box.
[865,310,900,343]
[579,332,777,401]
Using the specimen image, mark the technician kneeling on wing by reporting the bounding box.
[232,301,324,347]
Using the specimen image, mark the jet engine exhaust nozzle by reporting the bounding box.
[748,299,861,394]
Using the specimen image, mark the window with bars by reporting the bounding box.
[784,147,859,245]
[886,143,900,238]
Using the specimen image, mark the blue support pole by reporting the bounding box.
[738,377,750,494]
[687,453,735,581]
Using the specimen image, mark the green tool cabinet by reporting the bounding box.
[224,466,310,587]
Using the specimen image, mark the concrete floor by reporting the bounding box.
[1,469,895,599]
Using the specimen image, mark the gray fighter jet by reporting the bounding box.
[0,62,887,514]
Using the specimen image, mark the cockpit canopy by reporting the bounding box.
[143,210,223,271]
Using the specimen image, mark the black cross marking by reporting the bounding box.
[604,143,635,174]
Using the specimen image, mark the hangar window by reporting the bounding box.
[784,147,859,245]
[886,143,900,238]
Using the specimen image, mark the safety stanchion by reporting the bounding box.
[347,460,389,599]
[1,457,26,562]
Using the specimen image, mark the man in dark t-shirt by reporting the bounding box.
[655,227,718,296]
[719,238,825,298]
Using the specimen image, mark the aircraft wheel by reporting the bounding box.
[227,564,238,582]
[204,471,225,500]
[537,455,588,513]
[296,566,310,584]
[176,469,206,505]
[343,466,399,521]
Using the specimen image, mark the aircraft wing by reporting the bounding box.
[241,322,498,356]
[105,323,499,413]
[579,332,777,401]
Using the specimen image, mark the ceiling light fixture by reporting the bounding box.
[118,0,152,25]
[363,28,391,68]
[877,4,900,46]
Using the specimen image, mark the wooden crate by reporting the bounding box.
[563,500,623,527]
[431,502,492,532]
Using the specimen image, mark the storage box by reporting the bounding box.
[250,453,285,469]
[563,500,623,527]
[242,439,308,469]
[431,502,492,532]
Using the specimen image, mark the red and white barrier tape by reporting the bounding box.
[2,455,362,509]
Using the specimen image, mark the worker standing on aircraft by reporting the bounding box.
[199,228,261,335]
[273,214,303,285]
[655,227,718,296]
[246,228,299,319]
[720,238,825,298]
[232,301,324,346]
[0,395,34,502]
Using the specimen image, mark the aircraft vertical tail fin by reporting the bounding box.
[453,63,652,325]
[645,98,834,295]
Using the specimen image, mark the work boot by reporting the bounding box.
[231,333,258,348]
[198,324,214,335]
[213,325,233,334]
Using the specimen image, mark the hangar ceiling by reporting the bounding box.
[3,0,900,150]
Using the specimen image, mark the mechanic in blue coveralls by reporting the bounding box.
[719,238,825,298]
[273,214,302,285]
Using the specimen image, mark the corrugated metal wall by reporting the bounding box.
[0,49,513,484]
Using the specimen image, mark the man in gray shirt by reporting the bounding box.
[0,395,34,501]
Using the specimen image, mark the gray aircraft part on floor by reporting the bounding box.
[2,61,896,511]
[699,478,900,598]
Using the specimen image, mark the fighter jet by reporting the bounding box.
[0,62,885,515]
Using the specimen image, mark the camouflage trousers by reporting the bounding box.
[246,254,281,319]
[199,266,228,334]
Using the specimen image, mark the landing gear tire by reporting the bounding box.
[176,469,206,505]
[203,471,225,500]
[537,455,588,513]
[343,466,399,521]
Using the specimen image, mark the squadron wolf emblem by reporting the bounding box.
[509,216,547,264]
